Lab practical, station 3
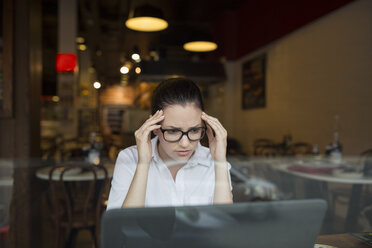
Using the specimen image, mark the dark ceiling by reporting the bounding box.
[42,0,354,94]
[42,0,247,93]
[77,0,247,84]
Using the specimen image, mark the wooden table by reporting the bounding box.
[316,233,371,248]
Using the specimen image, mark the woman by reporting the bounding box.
[107,78,233,209]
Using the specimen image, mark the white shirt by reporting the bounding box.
[107,136,232,209]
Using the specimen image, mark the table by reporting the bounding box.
[316,233,371,248]
[274,160,372,232]
[229,156,372,232]
[35,161,114,181]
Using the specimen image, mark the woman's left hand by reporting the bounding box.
[201,112,227,163]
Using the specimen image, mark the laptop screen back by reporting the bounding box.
[101,199,327,248]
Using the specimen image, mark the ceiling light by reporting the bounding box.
[93,81,101,89]
[76,37,85,43]
[183,31,218,52]
[52,96,60,102]
[78,44,87,51]
[125,4,168,32]
[120,66,129,74]
[183,41,217,52]
[131,53,141,62]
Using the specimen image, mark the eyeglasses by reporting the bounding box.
[160,126,206,142]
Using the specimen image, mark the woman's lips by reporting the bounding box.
[176,150,191,156]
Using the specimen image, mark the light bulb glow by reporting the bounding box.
[52,96,60,102]
[131,53,140,61]
[78,44,87,51]
[125,17,168,32]
[76,37,85,43]
[135,67,141,74]
[183,41,218,52]
[93,81,101,89]
[120,66,129,74]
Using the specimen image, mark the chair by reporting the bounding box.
[48,162,108,248]
[288,142,313,156]
[253,139,276,156]
[330,149,372,227]
[227,137,246,156]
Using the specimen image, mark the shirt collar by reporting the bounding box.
[151,136,211,167]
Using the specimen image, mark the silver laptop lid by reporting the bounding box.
[101,199,327,248]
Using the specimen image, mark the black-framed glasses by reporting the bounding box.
[160,126,206,142]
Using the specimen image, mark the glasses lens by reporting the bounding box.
[164,130,183,142]
[188,127,205,141]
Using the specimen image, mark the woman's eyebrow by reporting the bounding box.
[164,124,202,129]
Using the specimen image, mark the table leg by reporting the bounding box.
[304,180,333,233]
[345,184,363,232]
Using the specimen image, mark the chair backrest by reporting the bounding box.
[289,142,313,156]
[253,139,276,156]
[48,162,108,228]
[360,149,372,157]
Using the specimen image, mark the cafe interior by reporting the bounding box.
[1,0,372,247]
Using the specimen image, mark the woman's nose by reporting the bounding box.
[179,134,190,147]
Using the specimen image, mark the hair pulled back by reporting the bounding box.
[151,78,204,114]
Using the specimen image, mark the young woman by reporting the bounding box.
[107,78,233,209]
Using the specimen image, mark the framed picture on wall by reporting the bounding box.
[242,54,266,110]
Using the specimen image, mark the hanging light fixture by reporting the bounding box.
[183,31,218,52]
[125,4,168,32]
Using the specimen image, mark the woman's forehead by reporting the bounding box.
[162,103,202,127]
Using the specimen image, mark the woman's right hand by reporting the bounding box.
[134,110,164,167]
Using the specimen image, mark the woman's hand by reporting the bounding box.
[134,110,164,166]
[201,112,227,163]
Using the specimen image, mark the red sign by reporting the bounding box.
[56,53,77,72]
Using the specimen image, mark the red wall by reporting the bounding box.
[211,0,354,60]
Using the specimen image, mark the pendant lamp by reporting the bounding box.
[125,4,168,32]
[183,31,217,52]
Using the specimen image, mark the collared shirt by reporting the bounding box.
[107,136,232,210]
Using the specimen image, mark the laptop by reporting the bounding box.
[101,199,327,248]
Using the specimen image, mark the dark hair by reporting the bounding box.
[151,78,204,114]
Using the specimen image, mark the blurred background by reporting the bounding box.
[0,0,372,247]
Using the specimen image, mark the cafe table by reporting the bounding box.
[228,156,372,232]
[274,158,372,232]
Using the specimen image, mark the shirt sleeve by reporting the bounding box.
[106,147,137,210]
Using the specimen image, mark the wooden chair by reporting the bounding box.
[253,139,276,156]
[48,162,108,248]
[288,142,313,156]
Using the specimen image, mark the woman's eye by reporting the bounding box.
[190,128,200,133]
[167,130,179,134]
